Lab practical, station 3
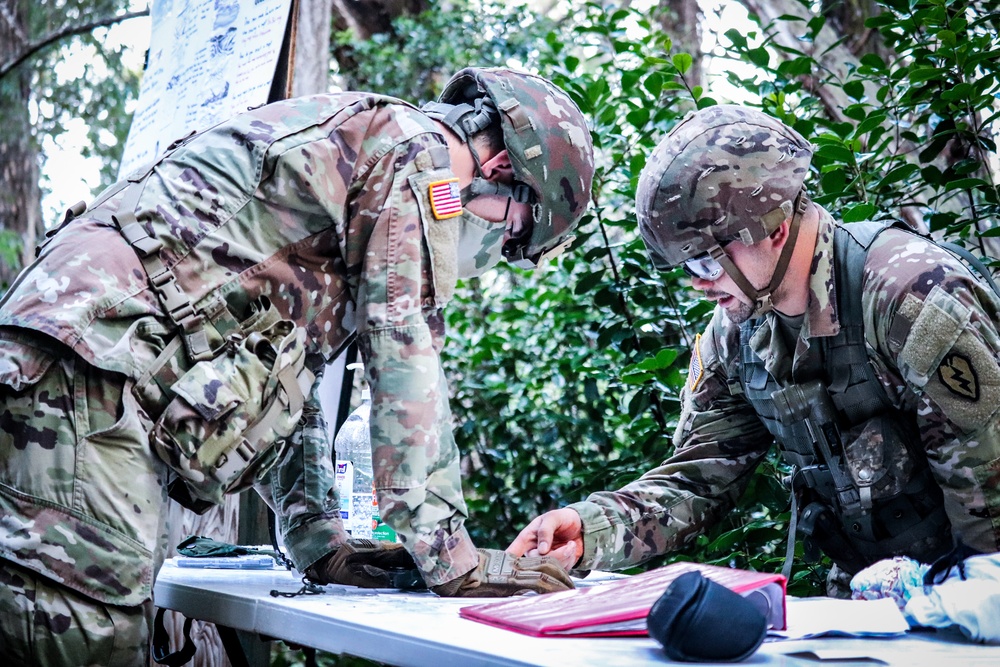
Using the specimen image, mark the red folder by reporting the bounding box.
[459,561,787,637]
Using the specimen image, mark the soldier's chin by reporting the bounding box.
[722,299,754,324]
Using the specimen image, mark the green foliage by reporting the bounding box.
[726,0,1000,246]
[333,1,558,103]
[0,230,23,291]
[341,0,999,608]
[24,1,142,187]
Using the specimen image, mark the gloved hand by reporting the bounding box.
[430,548,574,598]
[305,539,426,589]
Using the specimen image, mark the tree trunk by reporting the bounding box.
[655,0,703,92]
[740,0,881,123]
[0,0,40,290]
[821,0,888,61]
[292,0,335,96]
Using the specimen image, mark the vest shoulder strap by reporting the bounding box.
[839,220,888,250]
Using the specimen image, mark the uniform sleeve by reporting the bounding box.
[572,316,773,571]
[257,376,350,570]
[864,231,1000,554]
[353,135,479,587]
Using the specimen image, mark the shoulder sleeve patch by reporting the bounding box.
[428,178,463,220]
[898,284,970,387]
[408,170,460,306]
[895,285,1000,433]
[688,333,705,393]
[938,352,979,400]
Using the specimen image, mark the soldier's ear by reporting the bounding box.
[767,219,791,249]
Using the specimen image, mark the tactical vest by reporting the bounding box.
[739,222,953,574]
[36,94,441,513]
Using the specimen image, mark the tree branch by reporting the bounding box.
[0,8,150,81]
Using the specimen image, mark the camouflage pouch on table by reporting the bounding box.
[148,297,315,511]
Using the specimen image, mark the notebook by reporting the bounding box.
[459,561,786,637]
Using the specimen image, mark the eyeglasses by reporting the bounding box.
[681,240,734,281]
[682,254,724,281]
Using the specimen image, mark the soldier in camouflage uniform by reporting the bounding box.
[510,105,1000,595]
[0,67,593,665]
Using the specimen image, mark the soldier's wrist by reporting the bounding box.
[566,501,602,568]
[430,556,480,596]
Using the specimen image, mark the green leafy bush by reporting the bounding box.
[282,0,999,664]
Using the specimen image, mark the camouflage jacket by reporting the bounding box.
[0,93,479,597]
[571,209,1000,571]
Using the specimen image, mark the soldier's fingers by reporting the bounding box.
[549,541,580,571]
[506,516,543,556]
[534,509,578,554]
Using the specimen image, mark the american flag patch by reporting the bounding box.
[429,178,463,219]
[688,333,704,392]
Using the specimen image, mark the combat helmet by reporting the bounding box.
[636,105,812,314]
[423,67,594,268]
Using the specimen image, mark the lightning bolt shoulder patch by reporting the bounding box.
[938,352,979,400]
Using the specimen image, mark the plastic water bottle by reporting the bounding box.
[334,363,374,539]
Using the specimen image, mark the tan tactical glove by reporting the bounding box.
[431,548,575,597]
[305,539,426,589]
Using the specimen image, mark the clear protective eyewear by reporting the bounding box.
[682,253,725,281]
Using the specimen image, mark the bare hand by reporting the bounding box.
[506,508,584,571]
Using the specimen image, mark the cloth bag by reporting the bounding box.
[646,571,767,662]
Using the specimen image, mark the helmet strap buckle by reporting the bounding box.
[755,293,774,316]
[538,235,575,264]
[506,234,575,269]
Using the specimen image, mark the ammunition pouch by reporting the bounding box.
[92,168,317,513]
[787,417,953,575]
[797,501,869,574]
[139,296,315,513]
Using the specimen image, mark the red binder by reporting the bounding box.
[459,561,787,637]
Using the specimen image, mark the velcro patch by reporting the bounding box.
[898,285,970,386]
[688,333,704,392]
[428,178,463,220]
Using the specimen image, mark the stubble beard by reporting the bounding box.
[703,289,756,324]
[725,300,755,324]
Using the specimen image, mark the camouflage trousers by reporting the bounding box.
[0,558,151,666]
[0,343,159,666]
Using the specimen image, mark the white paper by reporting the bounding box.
[118,0,292,176]
[770,597,909,640]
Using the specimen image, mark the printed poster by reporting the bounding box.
[118,0,293,177]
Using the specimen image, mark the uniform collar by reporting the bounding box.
[801,207,841,340]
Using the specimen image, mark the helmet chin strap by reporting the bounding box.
[422,98,533,207]
[714,193,806,317]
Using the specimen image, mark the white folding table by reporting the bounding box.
[153,560,1000,666]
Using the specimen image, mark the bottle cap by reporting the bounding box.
[347,362,370,401]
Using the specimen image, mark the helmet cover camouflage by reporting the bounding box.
[438,67,595,266]
[636,105,812,270]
